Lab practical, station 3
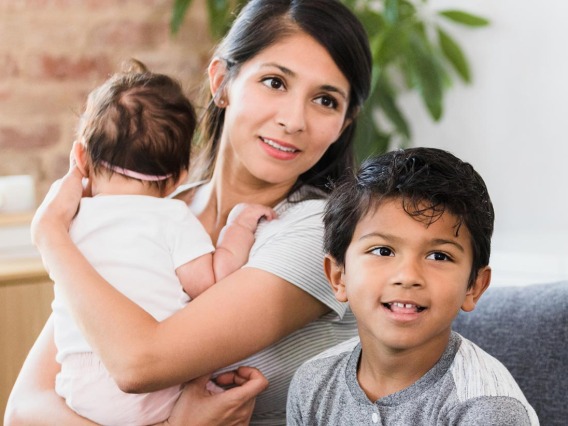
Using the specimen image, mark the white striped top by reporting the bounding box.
[214,186,358,425]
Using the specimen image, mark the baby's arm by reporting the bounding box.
[176,203,275,299]
[214,203,277,281]
[176,253,215,300]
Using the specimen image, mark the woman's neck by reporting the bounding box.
[193,168,294,243]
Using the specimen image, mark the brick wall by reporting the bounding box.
[0,0,213,202]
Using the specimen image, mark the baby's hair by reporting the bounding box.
[77,58,196,191]
[324,148,494,286]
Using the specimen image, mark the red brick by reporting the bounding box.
[28,54,113,81]
[0,124,60,149]
[0,0,162,11]
[88,20,168,48]
[0,54,19,78]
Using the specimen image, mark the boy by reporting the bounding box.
[287,148,538,425]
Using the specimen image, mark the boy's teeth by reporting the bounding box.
[394,303,414,309]
[386,302,425,312]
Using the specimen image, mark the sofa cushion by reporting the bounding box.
[452,281,568,426]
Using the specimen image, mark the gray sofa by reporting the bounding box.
[452,281,567,426]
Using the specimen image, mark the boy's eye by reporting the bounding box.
[371,247,393,257]
[261,77,285,90]
[427,252,451,261]
[314,95,339,110]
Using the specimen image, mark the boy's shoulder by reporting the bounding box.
[288,333,539,426]
[448,333,539,425]
[293,336,359,382]
[287,337,362,423]
[451,334,532,401]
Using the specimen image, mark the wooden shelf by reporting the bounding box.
[0,212,34,227]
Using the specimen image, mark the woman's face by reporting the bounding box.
[214,31,352,188]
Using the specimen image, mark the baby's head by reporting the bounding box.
[324,147,495,287]
[75,59,196,193]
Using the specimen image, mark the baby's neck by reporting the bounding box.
[90,174,163,198]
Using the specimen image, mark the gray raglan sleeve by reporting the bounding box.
[286,367,308,425]
[447,396,536,426]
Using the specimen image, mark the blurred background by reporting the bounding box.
[1,0,567,418]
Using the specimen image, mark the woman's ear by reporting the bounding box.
[208,57,228,107]
[462,266,491,312]
[324,254,348,302]
[72,141,89,177]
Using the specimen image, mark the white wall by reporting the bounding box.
[401,0,568,285]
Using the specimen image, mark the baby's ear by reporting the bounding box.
[324,255,348,302]
[162,170,188,197]
[462,266,491,312]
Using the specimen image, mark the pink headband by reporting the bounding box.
[100,161,172,182]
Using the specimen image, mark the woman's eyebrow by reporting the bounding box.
[261,62,349,100]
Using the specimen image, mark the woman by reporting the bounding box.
[5,0,372,424]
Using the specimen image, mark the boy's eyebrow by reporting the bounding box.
[358,233,465,253]
[431,238,465,253]
[260,62,349,100]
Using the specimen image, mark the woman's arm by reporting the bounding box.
[4,316,97,426]
[5,316,268,425]
[33,168,330,393]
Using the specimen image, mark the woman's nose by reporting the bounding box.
[276,98,306,134]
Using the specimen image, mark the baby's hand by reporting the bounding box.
[226,203,277,232]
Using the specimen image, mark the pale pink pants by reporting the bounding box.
[56,352,182,426]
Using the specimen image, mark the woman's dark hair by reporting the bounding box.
[192,0,372,193]
[78,59,196,192]
[323,148,495,286]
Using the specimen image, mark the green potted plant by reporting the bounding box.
[171,0,489,159]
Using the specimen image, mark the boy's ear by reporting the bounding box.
[324,254,348,303]
[461,266,491,312]
[208,57,228,107]
[72,140,89,177]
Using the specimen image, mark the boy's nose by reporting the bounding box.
[392,258,424,289]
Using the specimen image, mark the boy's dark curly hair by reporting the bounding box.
[323,147,494,286]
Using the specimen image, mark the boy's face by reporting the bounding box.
[325,198,490,355]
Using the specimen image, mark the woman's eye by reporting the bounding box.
[315,95,339,110]
[427,252,451,261]
[261,77,285,91]
[371,247,393,257]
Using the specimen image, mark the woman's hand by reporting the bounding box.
[30,165,87,251]
[162,367,269,426]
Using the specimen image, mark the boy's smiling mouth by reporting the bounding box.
[383,302,426,313]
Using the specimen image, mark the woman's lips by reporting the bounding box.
[260,137,299,153]
[259,137,300,160]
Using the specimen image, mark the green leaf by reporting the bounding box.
[407,34,444,120]
[384,0,399,24]
[438,10,489,27]
[356,9,384,39]
[376,76,411,139]
[207,0,232,38]
[373,26,408,67]
[170,0,194,34]
[437,27,470,82]
[354,101,391,162]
